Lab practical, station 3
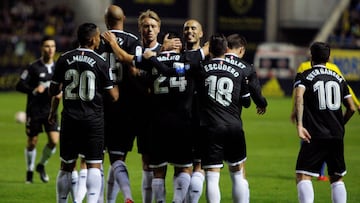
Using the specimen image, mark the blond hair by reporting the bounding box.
[138,9,161,29]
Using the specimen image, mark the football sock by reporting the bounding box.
[98,165,105,203]
[106,166,119,203]
[39,145,56,165]
[86,168,102,203]
[187,171,205,203]
[172,172,191,203]
[297,180,314,203]
[70,170,78,202]
[113,160,133,200]
[142,170,154,203]
[152,178,166,203]
[230,170,249,203]
[56,170,72,203]
[75,169,87,203]
[331,181,347,203]
[25,148,36,171]
[205,171,221,202]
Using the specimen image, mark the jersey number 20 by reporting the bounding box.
[65,69,96,101]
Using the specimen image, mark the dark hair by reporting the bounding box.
[77,23,98,46]
[227,34,247,49]
[209,33,227,57]
[41,35,55,45]
[310,42,330,64]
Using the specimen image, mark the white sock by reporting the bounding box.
[331,181,347,203]
[142,170,154,203]
[75,169,87,203]
[113,160,133,200]
[98,165,104,203]
[230,170,249,203]
[152,178,166,203]
[70,170,79,202]
[25,148,36,171]
[187,171,205,203]
[297,180,314,203]
[39,145,56,165]
[56,170,72,203]
[86,168,102,203]
[106,166,119,203]
[173,172,191,203]
[205,171,221,203]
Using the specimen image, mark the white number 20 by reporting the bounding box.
[64,69,96,101]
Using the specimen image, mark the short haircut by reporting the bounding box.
[209,33,228,57]
[227,34,247,49]
[310,42,330,64]
[41,35,55,46]
[138,9,161,29]
[77,23,98,46]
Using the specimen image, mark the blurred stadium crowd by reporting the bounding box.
[0,0,76,70]
[328,0,360,49]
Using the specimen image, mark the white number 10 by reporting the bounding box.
[313,80,341,110]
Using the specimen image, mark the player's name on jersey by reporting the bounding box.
[204,63,240,77]
[157,54,181,62]
[225,57,246,69]
[66,55,96,67]
[306,68,343,82]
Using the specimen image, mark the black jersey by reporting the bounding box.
[151,51,194,117]
[16,59,55,117]
[224,53,267,108]
[198,58,250,126]
[293,65,351,140]
[52,48,113,120]
[96,30,142,113]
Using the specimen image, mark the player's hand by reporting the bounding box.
[256,106,266,115]
[161,34,182,51]
[297,125,311,143]
[101,31,117,45]
[34,84,46,94]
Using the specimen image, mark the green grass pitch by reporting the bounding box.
[0,91,359,202]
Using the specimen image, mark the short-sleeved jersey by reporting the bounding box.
[52,48,113,120]
[293,65,351,139]
[16,59,55,117]
[224,53,267,108]
[198,58,250,126]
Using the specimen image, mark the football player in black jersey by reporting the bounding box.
[16,36,60,184]
[197,34,251,203]
[49,23,118,203]
[96,5,140,203]
[293,42,355,203]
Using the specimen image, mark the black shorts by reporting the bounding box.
[104,104,151,156]
[149,115,193,168]
[60,115,104,163]
[200,124,247,169]
[296,139,346,177]
[25,114,59,137]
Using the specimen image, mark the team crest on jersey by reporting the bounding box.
[229,0,253,15]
